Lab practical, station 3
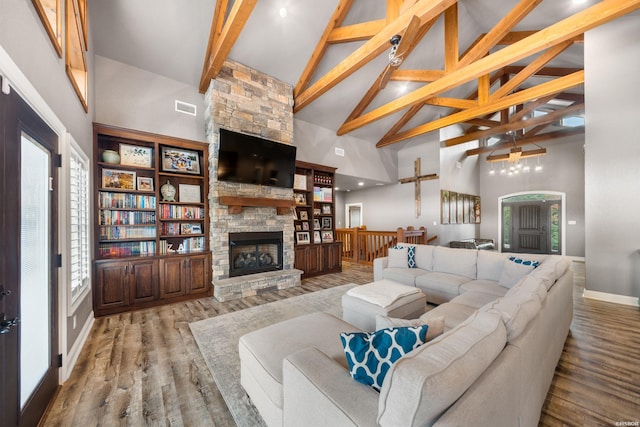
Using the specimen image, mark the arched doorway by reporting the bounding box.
[498,191,565,255]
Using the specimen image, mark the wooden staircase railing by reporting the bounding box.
[336,226,436,265]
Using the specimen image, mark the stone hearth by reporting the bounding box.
[205,59,301,301]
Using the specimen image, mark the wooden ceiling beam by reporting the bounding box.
[341,0,639,137]
[294,0,457,113]
[199,0,258,92]
[387,0,403,22]
[508,93,558,123]
[376,71,584,147]
[490,41,573,100]
[327,19,387,43]
[465,127,584,157]
[458,0,543,68]
[380,102,425,142]
[503,65,583,77]
[199,0,228,88]
[444,3,459,72]
[443,102,584,147]
[390,69,445,82]
[293,0,354,97]
[464,118,500,128]
[426,97,478,109]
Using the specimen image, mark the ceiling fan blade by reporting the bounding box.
[395,15,421,58]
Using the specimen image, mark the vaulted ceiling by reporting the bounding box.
[91,0,640,158]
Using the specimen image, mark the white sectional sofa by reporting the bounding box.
[241,245,573,427]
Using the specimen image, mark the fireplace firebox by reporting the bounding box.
[229,231,283,278]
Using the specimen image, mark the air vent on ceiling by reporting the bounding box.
[175,100,197,116]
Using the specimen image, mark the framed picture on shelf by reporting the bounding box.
[120,144,153,167]
[295,224,302,231]
[322,217,332,229]
[179,184,201,203]
[314,230,322,244]
[322,204,331,214]
[295,193,307,205]
[313,219,321,230]
[161,146,201,175]
[321,231,334,243]
[296,231,310,244]
[180,223,202,235]
[293,209,298,220]
[299,210,309,220]
[302,222,310,230]
[102,169,136,190]
[137,176,154,191]
[313,208,321,216]
[294,174,307,190]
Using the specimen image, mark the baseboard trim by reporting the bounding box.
[583,290,640,307]
[62,313,95,381]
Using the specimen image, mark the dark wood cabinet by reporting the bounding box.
[94,258,160,315]
[92,124,212,316]
[322,242,343,272]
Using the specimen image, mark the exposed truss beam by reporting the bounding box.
[443,102,584,147]
[376,71,584,147]
[293,0,354,97]
[465,127,584,157]
[199,0,228,89]
[508,94,559,123]
[340,0,639,137]
[503,65,583,77]
[199,0,258,92]
[444,3,458,72]
[327,20,386,43]
[294,0,457,113]
[390,69,445,82]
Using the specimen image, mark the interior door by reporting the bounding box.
[0,86,59,426]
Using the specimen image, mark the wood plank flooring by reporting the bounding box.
[42,262,639,426]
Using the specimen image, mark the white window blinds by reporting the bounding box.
[70,146,90,302]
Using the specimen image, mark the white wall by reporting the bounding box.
[95,55,206,142]
[479,134,585,257]
[584,14,640,300]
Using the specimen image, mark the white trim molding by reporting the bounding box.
[62,314,95,381]
[583,290,640,307]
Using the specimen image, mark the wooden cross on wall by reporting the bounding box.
[399,158,439,218]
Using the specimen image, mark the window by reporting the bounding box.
[69,143,90,303]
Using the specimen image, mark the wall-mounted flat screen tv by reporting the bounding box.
[217,128,297,189]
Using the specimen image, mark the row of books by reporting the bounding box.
[313,186,333,202]
[159,237,206,254]
[159,205,205,220]
[99,225,157,240]
[99,192,156,209]
[161,222,203,236]
[99,210,156,225]
[98,241,156,258]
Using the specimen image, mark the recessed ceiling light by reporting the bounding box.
[279,7,287,18]
[335,187,340,191]
[358,182,364,186]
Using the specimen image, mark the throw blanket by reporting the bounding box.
[347,281,420,308]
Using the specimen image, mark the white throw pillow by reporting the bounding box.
[498,259,535,288]
[376,315,445,342]
[388,247,409,268]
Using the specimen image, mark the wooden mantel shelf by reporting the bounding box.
[219,196,295,215]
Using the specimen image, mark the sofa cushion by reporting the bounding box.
[383,268,428,286]
[433,246,478,279]
[377,311,507,427]
[499,258,536,288]
[340,326,428,391]
[530,256,569,290]
[388,247,409,268]
[420,302,477,330]
[375,315,445,342]
[392,245,417,268]
[481,291,542,342]
[414,245,434,271]
[508,256,541,268]
[415,271,471,295]
[460,279,509,297]
[476,251,509,281]
[450,290,501,309]
[506,275,547,303]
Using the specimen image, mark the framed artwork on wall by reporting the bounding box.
[441,190,450,225]
[449,191,457,224]
[457,193,464,224]
[474,196,481,224]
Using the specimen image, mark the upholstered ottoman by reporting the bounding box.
[341,279,427,331]
[238,311,361,427]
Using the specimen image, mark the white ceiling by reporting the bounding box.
[89,0,600,190]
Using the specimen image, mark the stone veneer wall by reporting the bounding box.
[205,59,300,301]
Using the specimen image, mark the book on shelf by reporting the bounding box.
[160,204,205,220]
[159,236,205,254]
[98,241,156,258]
[99,225,156,240]
[99,210,156,225]
[99,192,156,209]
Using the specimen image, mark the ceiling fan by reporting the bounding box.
[379,15,422,89]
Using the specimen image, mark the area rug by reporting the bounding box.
[189,284,356,427]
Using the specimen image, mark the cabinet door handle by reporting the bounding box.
[124,265,128,275]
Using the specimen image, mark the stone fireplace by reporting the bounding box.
[205,59,301,301]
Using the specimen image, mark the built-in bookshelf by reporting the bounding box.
[293,160,341,278]
[93,123,211,316]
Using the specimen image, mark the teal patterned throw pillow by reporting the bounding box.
[508,256,540,268]
[392,245,417,268]
[340,325,428,391]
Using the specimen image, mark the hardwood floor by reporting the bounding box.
[43,262,639,426]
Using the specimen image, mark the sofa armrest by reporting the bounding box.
[373,257,388,281]
[283,347,379,427]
